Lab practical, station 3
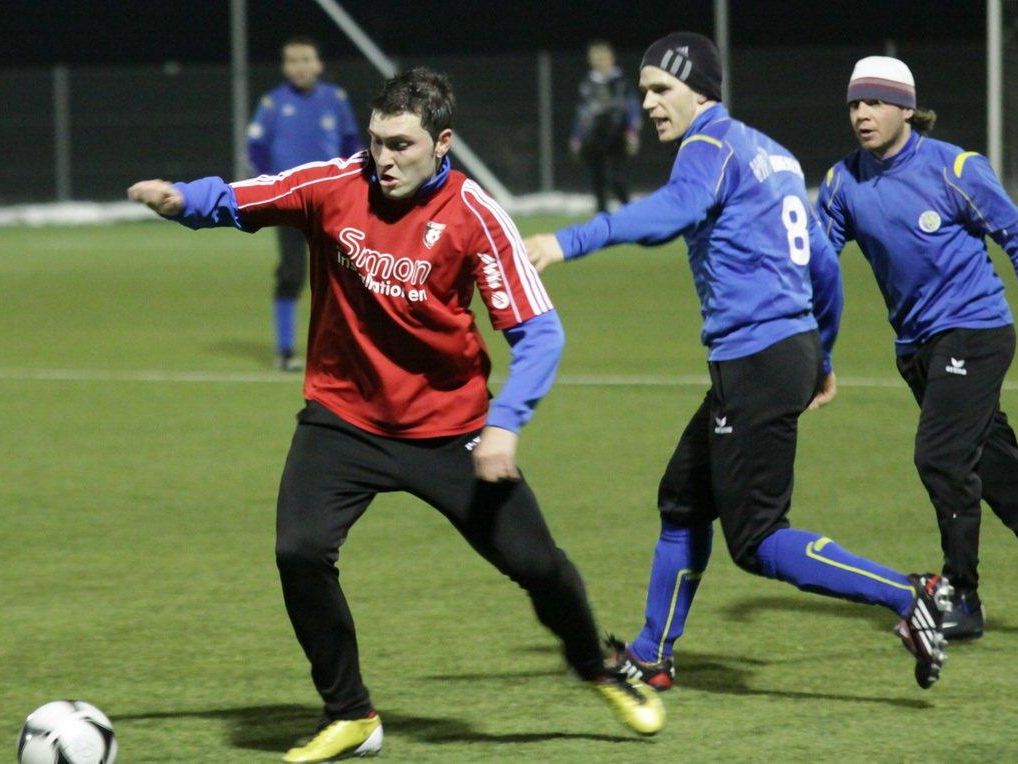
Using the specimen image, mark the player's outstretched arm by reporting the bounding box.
[524,234,565,272]
[127,180,184,217]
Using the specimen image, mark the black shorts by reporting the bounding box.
[657,330,823,571]
[276,400,570,587]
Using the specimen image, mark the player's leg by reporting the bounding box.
[623,392,715,688]
[979,409,1018,533]
[276,402,397,760]
[972,326,1018,535]
[273,227,307,370]
[404,433,603,677]
[714,332,925,612]
[585,150,609,213]
[712,331,951,687]
[907,326,1016,636]
[606,150,630,205]
[402,433,663,735]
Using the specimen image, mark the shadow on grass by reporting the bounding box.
[673,650,932,709]
[116,703,647,752]
[720,594,894,633]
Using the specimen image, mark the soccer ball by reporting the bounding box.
[17,701,117,764]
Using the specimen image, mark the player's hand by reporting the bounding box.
[625,132,640,156]
[524,234,565,272]
[472,426,521,482]
[127,180,184,217]
[808,371,837,410]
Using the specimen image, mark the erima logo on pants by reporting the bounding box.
[714,416,733,435]
[945,358,968,376]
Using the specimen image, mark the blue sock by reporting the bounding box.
[755,528,914,617]
[274,298,297,354]
[630,519,712,663]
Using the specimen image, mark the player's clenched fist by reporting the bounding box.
[472,426,521,482]
[127,180,184,217]
[523,234,565,272]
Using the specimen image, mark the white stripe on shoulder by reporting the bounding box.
[232,158,365,210]
[460,182,523,323]
[463,180,551,315]
[231,152,367,188]
[461,180,552,314]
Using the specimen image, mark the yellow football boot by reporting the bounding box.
[592,673,665,736]
[282,714,383,762]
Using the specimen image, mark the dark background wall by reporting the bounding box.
[0,2,997,202]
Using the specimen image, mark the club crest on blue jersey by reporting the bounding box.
[423,221,446,249]
[918,210,942,233]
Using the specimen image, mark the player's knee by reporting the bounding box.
[507,547,566,588]
[727,537,764,575]
[275,535,336,572]
[914,446,969,491]
[657,501,702,526]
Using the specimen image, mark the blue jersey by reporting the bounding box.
[817,131,1018,355]
[556,103,842,370]
[246,81,362,175]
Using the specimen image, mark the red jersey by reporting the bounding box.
[231,154,553,438]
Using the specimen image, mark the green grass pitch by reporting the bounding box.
[2,218,1017,762]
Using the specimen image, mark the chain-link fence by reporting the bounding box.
[0,43,987,205]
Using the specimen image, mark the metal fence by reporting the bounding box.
[0,43,989,206]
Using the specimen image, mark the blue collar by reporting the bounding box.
[285,82,318,97]
[414,154,451,199]
[861,129,920,173]
[367,154,451,202]
[682,103,728,141]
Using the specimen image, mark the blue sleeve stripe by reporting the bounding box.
[487,311,564,432]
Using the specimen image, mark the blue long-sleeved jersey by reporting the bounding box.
[246,82,362,174]
[556,103,843,371]
[816,131,1018,355]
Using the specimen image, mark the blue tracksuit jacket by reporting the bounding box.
[246,81,361,174]
[817,131,1018,355]
[556,103,843,372]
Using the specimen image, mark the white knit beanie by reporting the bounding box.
[846,56,916,108]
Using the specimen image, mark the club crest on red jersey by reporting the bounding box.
[423,221,446,249]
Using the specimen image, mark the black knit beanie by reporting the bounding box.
[640,32,723,102]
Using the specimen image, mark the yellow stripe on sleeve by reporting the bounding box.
[680,134,723,150]
[953,151,979,178]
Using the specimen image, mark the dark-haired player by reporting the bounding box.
[129,66,663,762]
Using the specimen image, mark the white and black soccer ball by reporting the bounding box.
[17,701,117,764]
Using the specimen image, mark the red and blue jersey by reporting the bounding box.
[817,132,1018,355]
[170,153,557,438]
